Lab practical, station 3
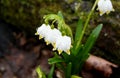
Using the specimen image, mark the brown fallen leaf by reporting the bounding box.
[82,55,118,78]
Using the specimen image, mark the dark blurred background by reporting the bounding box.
[0,0,120,78]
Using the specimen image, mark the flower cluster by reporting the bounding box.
[35,24,71,55]
[97,0,114,16]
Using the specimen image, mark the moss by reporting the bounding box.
[0,0,66,35]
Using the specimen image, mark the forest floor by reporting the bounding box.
[0,20,53,78]
[0,20,120,78]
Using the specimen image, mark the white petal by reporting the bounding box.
[97,0,114,16]
[55,36,71,54]
[45,28,61,45]
[36,24,51,39]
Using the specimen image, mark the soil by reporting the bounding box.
[0,20,53,78]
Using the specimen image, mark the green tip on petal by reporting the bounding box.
[106,11,110,15]
[100,11,103,16]
[52,47,56,51]
[39,35,43,39]
[66,50,70,55]
[52,43,56,48]
[52,43,57,51]
[52,46,56,51]
[46,41,50,45]
[112,9,115,11]
[58,50,62,55]
[35,32,39,35]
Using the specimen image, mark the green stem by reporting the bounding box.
[75,0,99,50]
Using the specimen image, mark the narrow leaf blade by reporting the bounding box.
[48,64,55,78]
[75,19,83,42]
[66,62,72,78]
[82,24,103,55]
[48,57,65,64]
[75,24,103,72]
[36,66,46,78]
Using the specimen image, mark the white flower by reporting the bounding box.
[35,24,72,55]
[55,36,71,55]
[44,28,62,45]
[97,0,114,16]
[35,24,51,39]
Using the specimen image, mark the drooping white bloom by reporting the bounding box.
[35,24,51,39]
[44,28,62,45]
[35,24,72,55]
[55,36,71,55]
[97,0,114,16]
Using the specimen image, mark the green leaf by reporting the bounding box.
[48,64,55,78]
[73,19,83,54]
[65,62,72,78]
[81,24,103,56]
[76,54,89,72]
[62,52,69,62]
[56,63,65,71]
[48,57,65,64]
[74,24,103,72]
[71,75,82,78]
[75,19,83,42]
[76,24,102,70]
[36,66,46,78]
